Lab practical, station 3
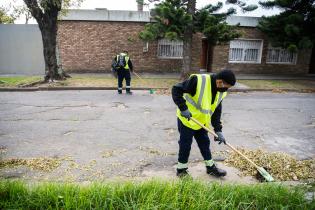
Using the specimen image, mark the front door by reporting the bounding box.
[200,38,213,72]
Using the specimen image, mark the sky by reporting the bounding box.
[1,0,282,24]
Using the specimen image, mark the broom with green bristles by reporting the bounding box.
[190,117,274,182]
[132,71,155,94]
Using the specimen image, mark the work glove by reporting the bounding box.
[214,132,226,145]
[180,109,192,120]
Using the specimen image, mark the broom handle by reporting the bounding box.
[190,117,260,169]
[225,143,260,169]
[133,71,144,81]
[190,117,218,137]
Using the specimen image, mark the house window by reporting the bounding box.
[157,39,183,59]
[229,39,263,63]
[266,46,297,64]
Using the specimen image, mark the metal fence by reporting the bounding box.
[0,24,44,75]
[266,47,297,64]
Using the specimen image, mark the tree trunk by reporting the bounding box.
[23,0,67,82]
[182,32,193,80]
[181,0,196,80]
[309,46,315,74]
[39,20,58,81]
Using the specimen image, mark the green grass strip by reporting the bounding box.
[0,76,41,87]
[240,80,315,90]
[0,179,313,209]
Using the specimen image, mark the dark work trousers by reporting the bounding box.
[117,69,131,93]
[177,118,212,164]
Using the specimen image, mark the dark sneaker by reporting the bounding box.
[118,91,122,94]
[176,168,190,178]
[126,91,133,95]
[206,165,227,177]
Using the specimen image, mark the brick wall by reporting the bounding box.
[58,21,311,74]
[211,27,311,74]
[58,21,186,73]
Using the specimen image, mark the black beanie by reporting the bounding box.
[216,69,236,86]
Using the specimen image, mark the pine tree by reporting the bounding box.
[194,3,241,73]
[139,0,257,79]
[258,0,315,73]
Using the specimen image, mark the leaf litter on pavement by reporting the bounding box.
[224,148,315,181]
[0,157,61,172]
[1,147,314,182]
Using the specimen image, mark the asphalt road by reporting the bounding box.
[0,90,314,182]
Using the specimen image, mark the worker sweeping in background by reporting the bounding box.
[172,69,236,177]
[112,50,133,94]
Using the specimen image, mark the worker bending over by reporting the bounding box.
[172,69,236,177]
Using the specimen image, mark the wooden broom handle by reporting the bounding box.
[133,71,143,80]
[190,117,260,169]
[190,117,218,138]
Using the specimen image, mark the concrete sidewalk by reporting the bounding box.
[2,72,315,80]
[1,73,315,92]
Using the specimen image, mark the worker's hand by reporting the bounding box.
[214,132,226,144]
[180,109,192,120]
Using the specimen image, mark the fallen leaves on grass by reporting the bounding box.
[225,148,315,181]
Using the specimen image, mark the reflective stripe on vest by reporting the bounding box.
[184,96,212,115]
[117,53,130,70]
[177,74,227,130]
[184,75,212,114]
[124,56,129,69]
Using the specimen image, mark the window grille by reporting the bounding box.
[266,46,297,64]
[229,39,263,63]
[157,39,183,59]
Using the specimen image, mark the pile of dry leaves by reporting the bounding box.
[225,148,315,181]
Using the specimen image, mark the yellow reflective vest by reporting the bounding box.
[116,53,130,70]
[177,74,227,130]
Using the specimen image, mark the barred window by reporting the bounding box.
[157,39,183,59]
[266,46,297,64]
[229,39,263,63]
